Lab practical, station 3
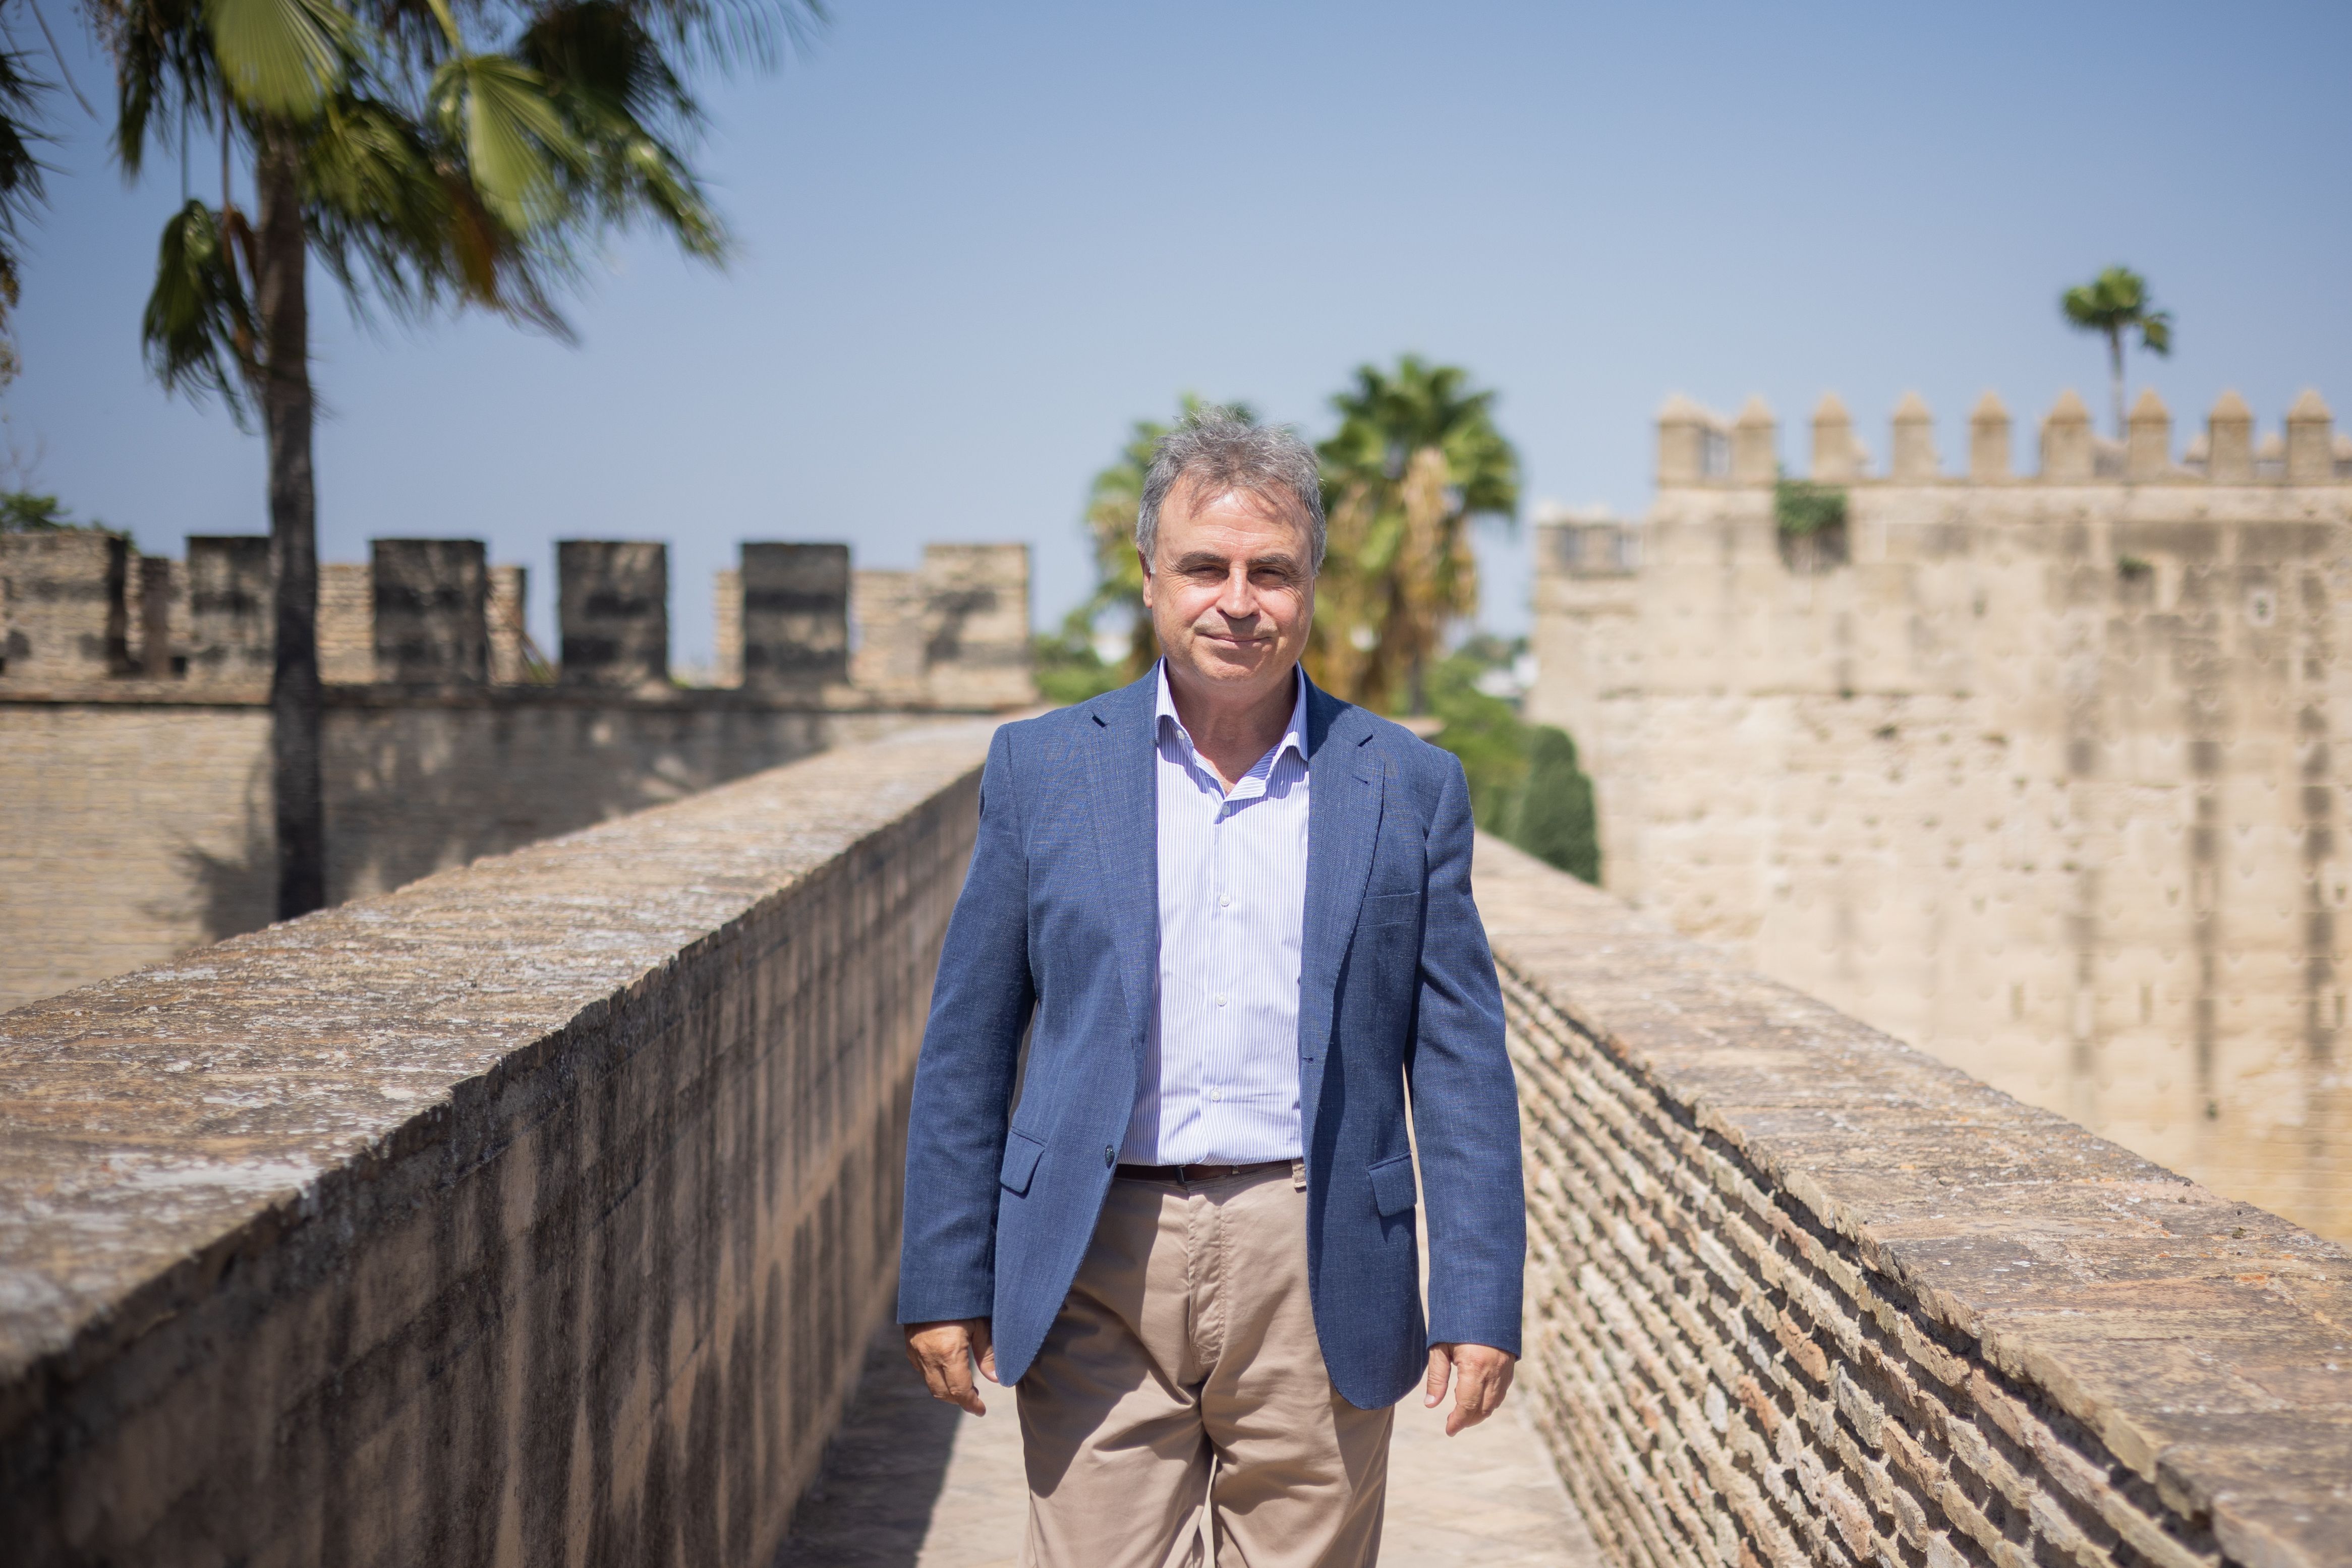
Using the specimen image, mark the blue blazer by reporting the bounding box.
[897,671,1524,1410]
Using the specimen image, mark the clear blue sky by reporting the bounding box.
[11,1,2349,664]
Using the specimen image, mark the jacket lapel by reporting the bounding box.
[1081,673,1162,1054]
[1298,680,1384,1083]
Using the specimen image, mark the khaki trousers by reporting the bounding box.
[1016,1164,1393,1568]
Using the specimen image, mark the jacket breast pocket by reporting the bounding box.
[1368,1152,1418,1217]
[1362,892,1419,930]
[1000,1130,1045,1196]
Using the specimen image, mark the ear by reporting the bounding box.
[1137,549,1156,611]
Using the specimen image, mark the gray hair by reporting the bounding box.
[1136,406,1326,572]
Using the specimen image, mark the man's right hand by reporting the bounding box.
[903,1318,997,1415]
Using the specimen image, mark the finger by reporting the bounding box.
[1446,1361,1496,1436]
[973,1321,999,1384]
[933,1351,986,1417]
[1424,1346,1453,1408]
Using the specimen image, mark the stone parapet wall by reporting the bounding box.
[1476,834,2352,1568]
[0,719,998,1566]
[0,689,939,1010]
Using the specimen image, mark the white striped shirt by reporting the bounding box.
[1119,661,1311,1166]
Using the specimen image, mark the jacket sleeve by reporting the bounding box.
[1405,751,1526,1355]
[897,722,1036,1324]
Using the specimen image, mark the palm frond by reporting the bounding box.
[0,32,53,329]
[430,51,579,229]
[141,197,257,419]
[203,0,353,114]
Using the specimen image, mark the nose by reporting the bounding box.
[1215,562,1257,620]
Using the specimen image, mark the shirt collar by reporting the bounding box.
[1154,660,1309,771]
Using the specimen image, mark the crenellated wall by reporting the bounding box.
[1530,387,2352,1244]
[0,720,998,1566]
[0,535,1036,1011]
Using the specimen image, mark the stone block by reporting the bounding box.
[371,538,488,684]
[0,531,130,681]
[488,564,531,684]
[557,540,668,688]
[713,569,742,687]
[921,543,1036,709]
[2285,389,2334,485]
[186,536,273,683]
[2206,391,2255,483]
[1731,397,1777,486]
[740,542,849,692]
[1811,393,1860,482]
[131,555,180,678]
[1890,392,1937,482]
[316,562,374,684]
[1658,395,1712,487]
[2126,387,2171,481]
[2040,390,2095,481]
[852,568,927,702]
[1969,392,2012,481]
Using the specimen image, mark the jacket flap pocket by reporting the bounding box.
[1362,892,1418,929]
[999,1131,1045,1195]
[1368,1152,1418,1217]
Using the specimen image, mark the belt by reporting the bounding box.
[1114,1158,1292,1185]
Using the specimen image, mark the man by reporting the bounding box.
[899,409,1524,1566]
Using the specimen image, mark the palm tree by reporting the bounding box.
[0,4,52,380]
[2061,266,2173,438]
[1310,355,1517,714]
[87,0,814,918]
[1076,393,1256,683]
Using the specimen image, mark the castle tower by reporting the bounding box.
[2041,389,2095,481]
[1730,397,1776,486]
[1890,392,1937,482]
[2207,391,2255,482]
[1969,392,2011,481]
[2127,387,2172,482]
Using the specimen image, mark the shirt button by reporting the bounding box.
[1219,894,1231,907]
[1214,993,1227,1007]
[1211,1088,1223,1102]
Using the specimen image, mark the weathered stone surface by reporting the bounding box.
[0,692,928,1011]
[372,538,489,684]
[187,535,272,683]
[741,542,851,692]
[318,560,376,683]
[0,718,999,1565]
[1530,403,2352,1243]
[558,540,668,689]
[1479,834,2352,1568]
[1,532,130,681]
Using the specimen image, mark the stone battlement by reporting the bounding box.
[1655,388,2352,489]
[1529,379,2352,1247]
[0,534,1035,711]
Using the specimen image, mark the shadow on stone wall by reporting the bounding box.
[322,705,832,904]
[155,755,275,948]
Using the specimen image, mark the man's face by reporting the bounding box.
[1141,481,1315,706]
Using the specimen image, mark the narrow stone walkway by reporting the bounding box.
[778,1328,1603,1566]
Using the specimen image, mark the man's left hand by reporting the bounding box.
[1424,1342,1516,1435]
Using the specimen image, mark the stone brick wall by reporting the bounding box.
[0,719,997,1566]
[0,691,930,1011]
[1529,388,2352,1244]
[1477,834,2352,1568]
